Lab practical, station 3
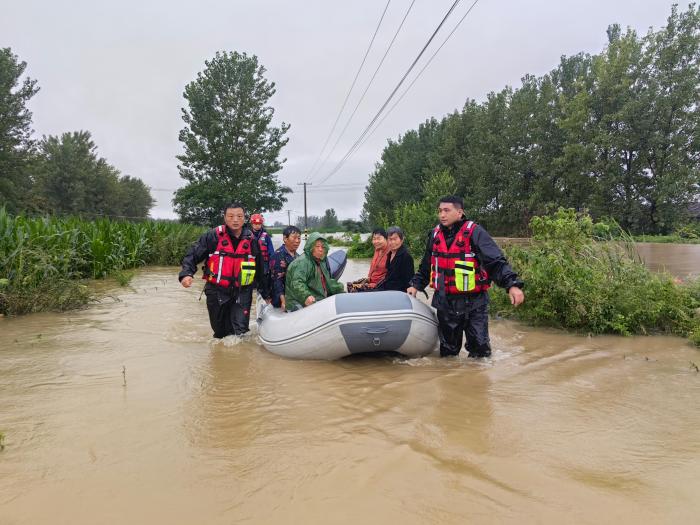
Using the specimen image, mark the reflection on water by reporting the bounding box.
[1,261,700,524]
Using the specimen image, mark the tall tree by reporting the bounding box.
[0,48,39,213]
[361,3,700,235]
[174,51,291,225]
[35,131,153,218]
[321,208,339,229]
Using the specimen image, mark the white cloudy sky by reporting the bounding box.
[1,0,680,223]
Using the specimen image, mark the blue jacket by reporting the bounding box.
[269,244,299,308]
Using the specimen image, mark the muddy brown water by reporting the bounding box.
[1,245,699,524]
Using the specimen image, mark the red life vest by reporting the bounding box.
[430,221,490,295]
[257,230,271,264]
[203,226,256,288]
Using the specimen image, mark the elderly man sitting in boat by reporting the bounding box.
[284,232,345,311]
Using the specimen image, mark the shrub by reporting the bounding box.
[491,209,700,346]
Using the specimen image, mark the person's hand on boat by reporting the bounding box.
[181,276,193,288]
[407,286,418,297]
[305,296,316,306]
[508,286,525,307]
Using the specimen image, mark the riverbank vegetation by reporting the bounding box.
[632,223,700,244]
[489,209,700,346]
[362,5,700,237]
[0,209,205,315]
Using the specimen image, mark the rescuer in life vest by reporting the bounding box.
[179,202,271,338]
[407,195,525,358]
[249,213,275,275]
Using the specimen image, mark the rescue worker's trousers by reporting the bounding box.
[436,292,491,358]
[205,285,253,338]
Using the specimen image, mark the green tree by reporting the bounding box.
[321,208,339,229]
[116,175,155,218]
[35,131,101,215]
[361,3,700,236]
[174,51,291,225]
[295,215,321,230]
[35,131,153,218]
[0,48,39,213]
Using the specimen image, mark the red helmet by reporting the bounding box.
[250,213,264,225]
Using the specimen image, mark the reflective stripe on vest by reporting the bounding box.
[257,231,270,263]
[429,221,490,294]
[203,226,257,288]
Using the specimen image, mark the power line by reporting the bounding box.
[309,0,417,182]
[356,0,481,151]
[305,0,392,180]
[315,0,465,187]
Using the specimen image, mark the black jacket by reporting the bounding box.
[376,244,414,292]
[179,226,271,299]
[410,219,522,307]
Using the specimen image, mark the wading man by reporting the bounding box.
[408,195,524,358]
[179,202,271,338]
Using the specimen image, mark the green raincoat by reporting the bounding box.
[284,232,345,311]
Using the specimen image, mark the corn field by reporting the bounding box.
[0,208,205,314]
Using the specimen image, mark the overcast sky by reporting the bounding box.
[1,0,681,223]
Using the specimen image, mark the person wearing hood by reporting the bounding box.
[408,195,524,358]
[284,232,345,311]
[179,202,271,338]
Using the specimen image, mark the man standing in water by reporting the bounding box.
[179,203,271,338]
[408,195,524,358]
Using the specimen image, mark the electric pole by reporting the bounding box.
[297,182,312,238]
[287,210,292,227]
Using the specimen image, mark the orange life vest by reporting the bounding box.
[430,221,490,294]
[203,226,256,288]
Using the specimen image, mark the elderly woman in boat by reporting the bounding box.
[284,232,345,311]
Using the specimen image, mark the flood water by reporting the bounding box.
[634,241,700,279]
[1,243,699,524]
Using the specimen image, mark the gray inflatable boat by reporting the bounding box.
[257,290,438,360]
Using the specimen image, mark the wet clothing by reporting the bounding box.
[410,219,523,357]
[204,286,254,338]
[376,245,414,292]
[269,245,299,308]
[284,232,344,311]
[436,293,491,358]
[179,226,271,338]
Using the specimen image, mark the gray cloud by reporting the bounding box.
[1,0,678,222]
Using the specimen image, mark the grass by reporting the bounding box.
[632,234,700,244]
[112,269,136,287]
[0,208,206,315]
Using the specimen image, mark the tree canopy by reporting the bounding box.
[173,51,291,225]
[363,4,700,235]
[0,47,39,214]
[0,48,154,219]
